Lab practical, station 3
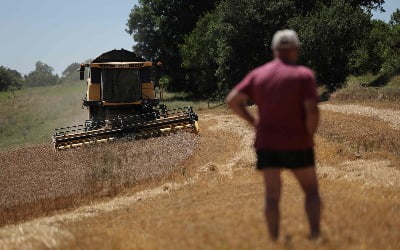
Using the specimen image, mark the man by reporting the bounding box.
[226,29,321,240]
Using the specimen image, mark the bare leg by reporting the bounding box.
[262,168,282,241]
[292,167,321,239]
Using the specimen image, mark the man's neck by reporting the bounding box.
[276,57,297,65]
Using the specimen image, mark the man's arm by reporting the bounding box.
[304,99,319,137]
[226,89,257,127]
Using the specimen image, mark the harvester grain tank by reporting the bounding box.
[52,49,199,150]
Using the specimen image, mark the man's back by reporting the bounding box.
[236,59,318,150]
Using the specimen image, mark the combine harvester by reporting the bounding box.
[52,49,199,150]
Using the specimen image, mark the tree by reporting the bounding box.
[129,0,387,95]
[62,62,81,82]
[25,61,59,87]
[180,12,219,96]
[181,0,297,97]
[349,8,400,83]
[389,9,400,26]
[0,66,23,91]
[288,0,371,90]
[126,0,219,91]
[348,0,384,10]
[349,20,391,75]
[293,0,384,14]
[380,9,400,77]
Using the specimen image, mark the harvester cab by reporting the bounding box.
[52,49,199,150]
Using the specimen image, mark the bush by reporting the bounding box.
[24,61,60,87]
[0,66,22,91]
[61,63,81,82]
[349,9,400,86]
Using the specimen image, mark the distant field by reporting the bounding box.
[0,82,87,148]
[0,84,220,148]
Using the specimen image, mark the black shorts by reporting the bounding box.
[256,148,315,170]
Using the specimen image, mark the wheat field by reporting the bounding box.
[0,103,399,249]
[0,133,199,226]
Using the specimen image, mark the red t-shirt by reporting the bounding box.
[235,59,318,150]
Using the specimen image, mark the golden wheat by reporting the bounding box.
[1,106,400,250]
[0,132,199,226]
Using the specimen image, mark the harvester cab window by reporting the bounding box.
[139,67,151,83]
[91,68,101,84]
[101,69,141,103]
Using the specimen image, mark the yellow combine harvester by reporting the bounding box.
[52,49,199,150]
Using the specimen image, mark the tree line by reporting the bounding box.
[127,0,399,96]
[0,62,82,92]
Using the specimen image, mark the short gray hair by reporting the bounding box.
[271,29,301,50]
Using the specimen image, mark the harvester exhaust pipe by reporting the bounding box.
[79,64,86,80]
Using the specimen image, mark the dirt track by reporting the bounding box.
[0,104,399,249]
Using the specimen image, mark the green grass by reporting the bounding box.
[346,74,378,87]
[0,82,87,148]
[387,75,400,87]
[330,74,400,103]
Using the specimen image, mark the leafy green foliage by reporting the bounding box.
[126,0,219,91]
[293,0,384,14]
[381,10,400,76]
[289,0,371,90]
[1,61,83,92]
[24,61,60,87]
[182,0,383,95]
[349,8,400,86]
[349,20,390,75]
[181,0,296,96]
[180,12,219,96]
[0,66,23,92]
[348,0,385,10]
[128,0,389,95]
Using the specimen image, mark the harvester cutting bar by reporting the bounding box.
[54,124,86,136]
[52,106,198,150]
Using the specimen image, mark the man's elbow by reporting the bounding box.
[310,106,319,116]
[226,89,249,109]
[307,106,320,121]
[226,98,235,109]
[225,91,236,108]
[225,96,231,105]
[314,106,320,117]
[304,100,319,116]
